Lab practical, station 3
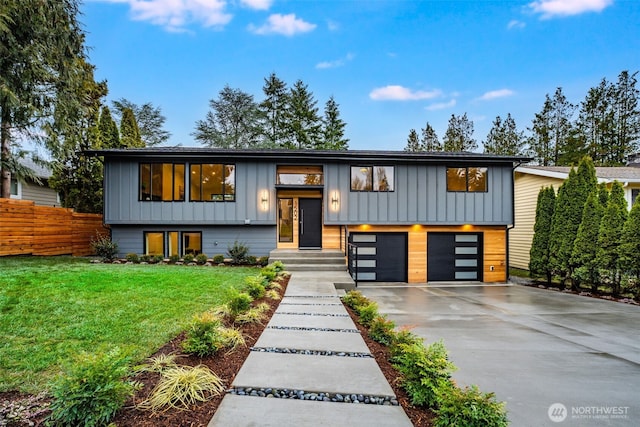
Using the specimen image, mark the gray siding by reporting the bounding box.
[105,160,276,225]
[21,181,60,207]
[324,164,513,225]
[111,225,276,258]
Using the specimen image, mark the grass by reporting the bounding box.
[0,256,253,393]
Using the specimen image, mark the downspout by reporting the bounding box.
[506,160,525,283]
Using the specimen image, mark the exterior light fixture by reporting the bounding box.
[331,191,339,210]
[260,190,269,211]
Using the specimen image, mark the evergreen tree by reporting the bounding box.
[575,78,614,165]
[112,98,170,147]
[619,194,640,298]
[420,122,441,151]
[484,113,525,155]
[597,182,610,207]
[119,108,144,148]
[597,181,628,296]
[611,70,640,165]
[98,106,120,148]
[285,80,322,149]
[571,191,603,292]
[442,113,476,152]
[550,87,576,165]
[405,129,420,152]
[528,94,554,165]
[529,186,556,284]
[321,96,349,150]
[259,72,289,147]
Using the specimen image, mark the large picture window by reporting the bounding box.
[139,163,185,201]
[446,167,488,192]
[190,164,235,201]
[144,232,164,256]
[351,166,394,192]
[143,231,202,257]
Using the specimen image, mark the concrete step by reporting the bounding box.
[270,256,346,265]
[286,264,347,272]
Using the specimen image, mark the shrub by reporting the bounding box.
[246,255,257,265]
[390,327,423,358]
[139,365,224,412]
[90,234,119,262]
[234,307,266,325]
[152,254,164,264]
[270,260,285,272]
[227,291,253,316]
[195,253,209,265]
[260,265,278,281]
[245,280,266,299]
[341,290,370,311]
[169,254,180,264]
[227,240,250,264]
[434,385,508,427]
[265,289,281,300]
[258,256,270,267]
[391,339,456,408]
[213,254,225,264]
[181,313,224,357]
[218,327,246,352]
[140,254,151,263]
[125,253,139,263]
[357,301,379,327]
[48,349,138,427]
[369,315,396,346]
[136,354,179,373]
[183,253,195,264]
[245,274,269,288]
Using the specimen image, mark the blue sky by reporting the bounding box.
[81,0,640,151]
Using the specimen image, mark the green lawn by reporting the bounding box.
[0,256,253,393]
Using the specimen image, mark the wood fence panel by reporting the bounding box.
[0,198,108,256]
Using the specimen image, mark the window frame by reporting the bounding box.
[446,166,488,193]
[139,162,185,202]
[144,231,165,256]
[350,165,395,192]
[142,231,202,257]
[189,163,236,202]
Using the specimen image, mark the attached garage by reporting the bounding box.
[349,232,408,282]
[427,232,483,281]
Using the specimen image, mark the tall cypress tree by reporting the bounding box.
[571,191,603,291]
[597,181,628,296]
[120,107,144,148]
[529,186,556,284]
[619,194,640,299]
[98,106,120,148]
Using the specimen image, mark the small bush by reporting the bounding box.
[227,240,249,264]
[136,354,179,373]
[245,274,269,288]
[434,385,508,427]
[213,254,225,264]
[125,253,139,263]
[48,348,138,427]
[227,291,253,316]
[246,255,257,265]
[90,234,119,262]
[260,265,278,281]
[266,281,282,291]
[341,290,370,310]
[169,254,180,264]
[152,254,164,264]
[195,253,209,265]
[357,301,379,327]
[183,253,195,264]
[140,254,151,263]
[258,256,270,267]
[181,313,223,357]
[139,365,224,412]
[218,327,246,352]
[265,289,281,300]
[390,327,423,358]
[369,315,396,346]
[270,260,285,272]
[245,280,266,299]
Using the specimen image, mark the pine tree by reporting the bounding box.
[321,96,349,150]
[98,106,120,148]
[420,122,441,151]
[619,194,640,298]
[529,186,556,284]
[597,181,628,296]
[120,107,144,148]
[484,113,525,155]
[259,72,289,147]
[550,87,576,165]
[528,94,554,165]
[571,191,603,291]
[405,129,420,152]
[611,70,640,165]
[575,78,614,165]
[285,80,322,149]
[442,113,476,152]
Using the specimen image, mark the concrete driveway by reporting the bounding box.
[358,283,639,427]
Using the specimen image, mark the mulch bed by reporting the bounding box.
[1,277,435,426]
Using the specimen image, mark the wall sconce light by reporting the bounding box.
[331,191,339,211]
[260,190,269,211]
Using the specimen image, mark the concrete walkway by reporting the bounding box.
[208,271,412,427]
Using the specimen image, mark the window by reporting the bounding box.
[446,167,488,192]
[10,178,19,198]
[182,232,202,255]
[632,189,640,205]
[143,231,201,257]
[277,165,323,186]
[144,232,164,256]
[190,164,235,201]
[351,166,394,192]
[139,163,185,201]
[278,198,293,242]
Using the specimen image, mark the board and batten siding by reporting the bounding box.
[510,173,563,270]
[324,164,514,225]
[104,160,276,225]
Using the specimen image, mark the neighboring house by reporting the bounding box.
[93,148,528,283]
[9,158,60,207]
[510,165,640,271]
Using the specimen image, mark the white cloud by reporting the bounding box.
[426,99,456,111]
[240,0,272,10]
[316,53,354,69]
[327,20,339,31]
[101,0,232,31]
[477,89,515,101]
[249,13,316,36]
[507,19,526,29]
[528,0,613,18]
[369,85,442,101]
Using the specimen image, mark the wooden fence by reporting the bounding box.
[0,198,109,256]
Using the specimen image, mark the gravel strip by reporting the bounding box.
[284,295,341,299]
[279,302,342,306]
[276,312,350,317]
[227,387,399,406]
[266,326,360,333]
[250,347,373,358]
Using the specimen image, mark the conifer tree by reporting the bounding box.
[98,106,120,148]
[597,181,628,296]
[321,96,349,150]
[421,122,441,151]
[443,113,476,152]
[484,113,525,156]
[120,107,144,148]
[259,72,289,147]
[529,186,556,284]
[285,79,322,149]
[619,194,640,298]
[571,191,603,291]
[405,129,420,152]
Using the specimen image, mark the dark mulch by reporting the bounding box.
[1,277,435,426]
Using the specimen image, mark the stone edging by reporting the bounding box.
[250,347,373,358]
[227,387,399,406]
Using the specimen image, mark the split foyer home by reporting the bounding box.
[93,148,529,283]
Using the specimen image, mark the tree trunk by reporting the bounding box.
[1,109,12,199]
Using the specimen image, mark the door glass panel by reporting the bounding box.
[279,199,293,242]
[455,247,477,255]
[357,260,376,268]
[455,234,478,242]
[455,271,478,280]
[455,259,477,267]
[168,232,179,256]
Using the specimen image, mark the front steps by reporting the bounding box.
[268,249,355,290]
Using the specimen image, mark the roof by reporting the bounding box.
[86,147,531,165]
[516,165,640,183]
[17,158,52,180]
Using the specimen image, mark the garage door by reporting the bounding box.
[427,233,483,281]
[349,233,407,282]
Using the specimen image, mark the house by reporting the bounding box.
[510,165,640,271]
[9,158,60,207]
[92,148,529,283]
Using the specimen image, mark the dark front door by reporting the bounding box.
[299,198,322,248]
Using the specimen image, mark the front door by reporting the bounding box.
[298,198,322,248]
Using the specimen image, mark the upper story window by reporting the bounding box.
[276,165,323,186]
[140,163,185,201]
[190,164,235,201]
[351,166,394,192]
[447,167,488,192]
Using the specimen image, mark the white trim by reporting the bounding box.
[516,166,640,184]
[9,179,22,199]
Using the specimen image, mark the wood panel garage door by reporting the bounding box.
[349,232,408,282]
[427,233,483,281]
